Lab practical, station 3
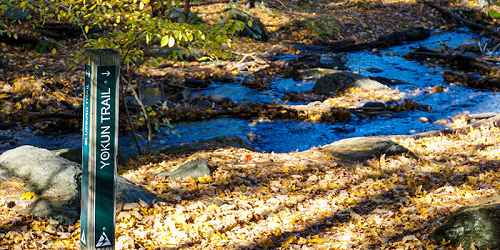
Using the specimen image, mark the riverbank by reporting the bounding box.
[0,113,498,249]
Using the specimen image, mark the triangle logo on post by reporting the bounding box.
[96,231,112,248]
[81,231,86,245]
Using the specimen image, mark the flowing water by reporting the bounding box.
[1,29,499,157]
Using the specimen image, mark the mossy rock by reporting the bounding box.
[431,203,500,250]
[223,8,268,41]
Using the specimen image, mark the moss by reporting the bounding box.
[431,203,500,250]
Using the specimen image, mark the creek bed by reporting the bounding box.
[1,29,499,157]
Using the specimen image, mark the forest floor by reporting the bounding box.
[0,115,499,249]
[0,0,499,249]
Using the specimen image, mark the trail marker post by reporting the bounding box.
[81,49,120,250]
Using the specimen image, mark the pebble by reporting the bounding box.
[419,117,430,123]
[431,85,445,93]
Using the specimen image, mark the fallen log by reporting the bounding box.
[326,27,431,52]
[443,71,499,91]
[405,47,499,75]
[423,1,500,40]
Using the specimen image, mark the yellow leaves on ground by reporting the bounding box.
[19,191,36,201]
[12,76,43,97]
[1,126,499,249]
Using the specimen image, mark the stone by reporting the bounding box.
[354,78,391,91]
[52,148,82,164]
[0,146,157,220]
[223,8,268,41]
[419,117,430,123]
[319,53,346,69]
[313,71,390,96]
[320,136,411,162]
[295,68,341,81]
[365,67,383,73]
[157,158,211,179]
[431,202,500,250]
[0,146,81,213]
[359,101,386,112]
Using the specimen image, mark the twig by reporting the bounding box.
[122,74,144,154]
[131,86,153,144]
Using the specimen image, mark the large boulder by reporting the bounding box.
[0,146,81,214]
[313,72,390,96]
[0,146,157,220]
[223,8,268,41]
[431,202,500,250]
[319,136,411,162]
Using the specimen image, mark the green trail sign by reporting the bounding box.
[81,49,120,250]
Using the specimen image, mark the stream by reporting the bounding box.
[1,28,499,158]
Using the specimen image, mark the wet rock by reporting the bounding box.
[320,136,411,162]
[366,67,383,73]
[419,117,430,123]
[359,101,386,112]
[295,68,340,81]
[370,76,407,85]
[223,8,268,41]
[157,158,211,179]
[0,146,157,220]
[430,85,445,93]
[313,72,390,95]
[354,78,391,91]
[431,202,500,250]
[319,53,346,69]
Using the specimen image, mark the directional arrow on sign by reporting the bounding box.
[101,71,111,77]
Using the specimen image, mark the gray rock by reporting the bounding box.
[0,146,81,211]
[431,202,500,250]
[360,101,386,111]
[296,68,341,81]
[319,53,346,69]
[0,146,157,220]
[116,177,157,204]
[52,148,82,164]
[354,78,391,91]
[365,67,383,73]
[313,71,390,95]
[320,136,411,162]
[158,158,211,179]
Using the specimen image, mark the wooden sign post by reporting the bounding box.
[81,49,120,250]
